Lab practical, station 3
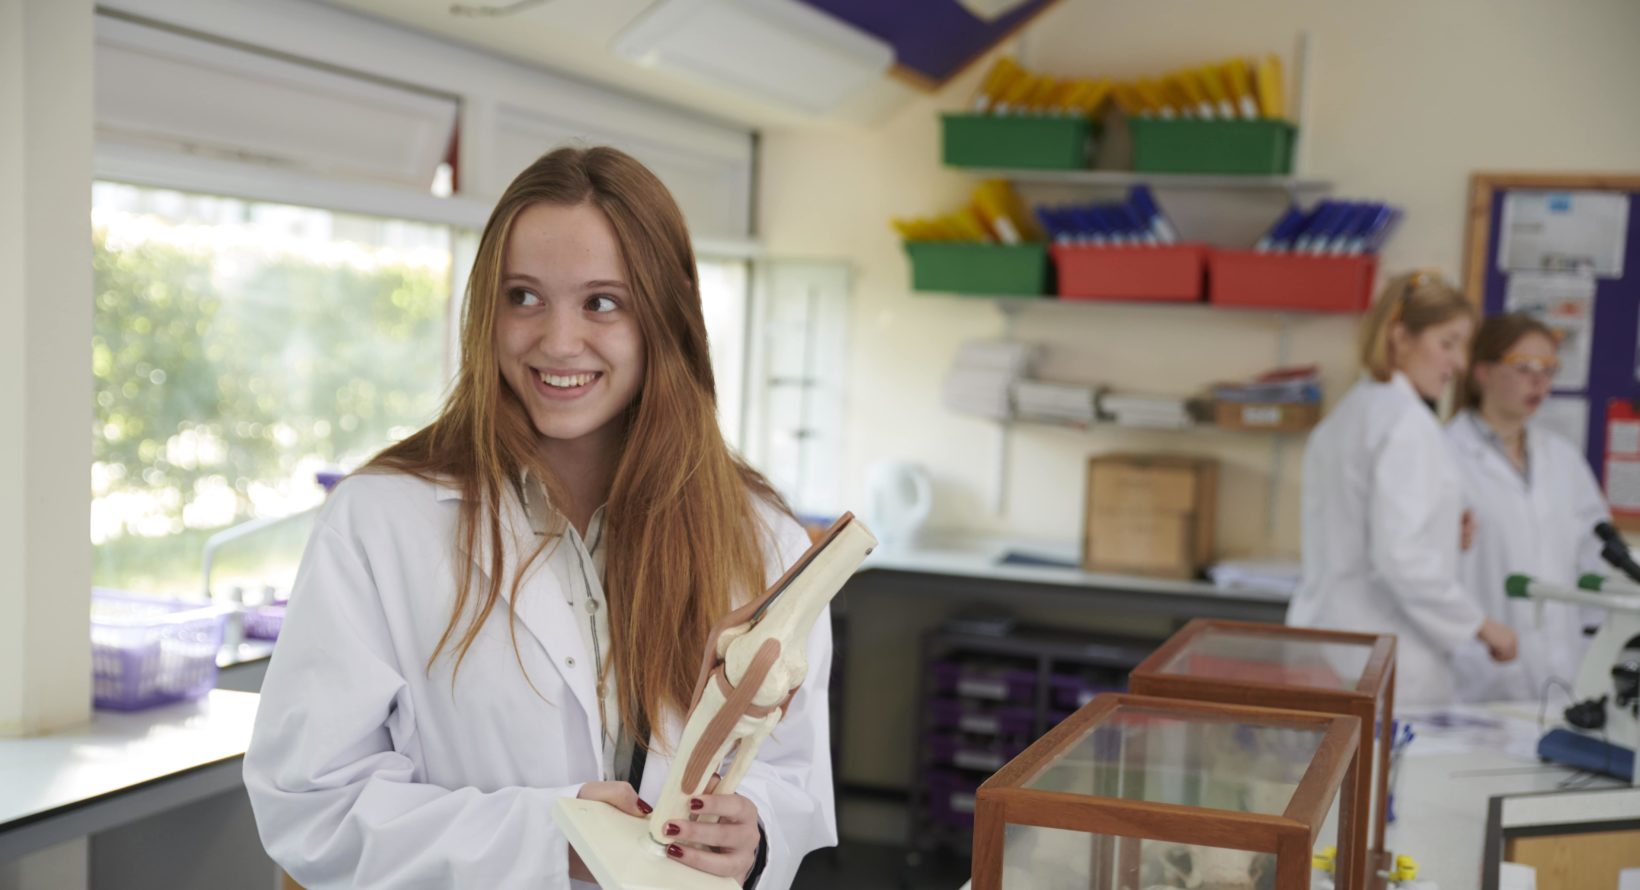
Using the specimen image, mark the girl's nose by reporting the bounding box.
[538,304,588,357]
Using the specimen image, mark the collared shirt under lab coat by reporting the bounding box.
[243,471,836,889]
[1448,410,1609,703]
[1288,372,1485,706]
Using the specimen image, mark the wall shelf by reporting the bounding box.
[911,290,1359,317]
[957,167,1332,194]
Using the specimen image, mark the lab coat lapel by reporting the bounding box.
[438,481,603,759]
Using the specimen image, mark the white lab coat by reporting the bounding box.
[243,471,836,889]
[1448,411,1609,703]
[1289,373,1485,706]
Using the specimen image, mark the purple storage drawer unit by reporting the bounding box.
[930,659,1036,702]
[925,768,980,828]
[927,698,1035,737]
[91,589,230,711]
[243,601,287,641]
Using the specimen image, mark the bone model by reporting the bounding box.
[648,513,878,842]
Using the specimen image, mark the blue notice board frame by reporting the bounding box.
[1465,172,1640,528]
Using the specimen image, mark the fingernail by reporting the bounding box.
[637,799,652,815]
[689,798,704,811]
[664,822,680,837]
[667,844,683,859]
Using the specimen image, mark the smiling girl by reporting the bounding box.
[244,147,834,889]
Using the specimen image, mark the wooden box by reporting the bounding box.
[973,692,1361,890]
[1082,454,1217,578]
[1213,400,1321,433]
[1129,620,1398,890]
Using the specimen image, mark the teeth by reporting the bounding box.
[539,371,597,389]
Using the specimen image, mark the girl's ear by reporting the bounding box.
[1471,362,1492,393]
[1386,321,1409,364]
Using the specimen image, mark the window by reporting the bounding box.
[91,182,457,599]
[744,260,850,517]
[698,257,751,451]
[91,183,756,600]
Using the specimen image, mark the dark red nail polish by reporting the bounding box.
[664,822,680,837]
[667,844,683,859]
[637,799,652,815]
[689,798,704,811]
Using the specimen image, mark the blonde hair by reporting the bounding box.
[368,147,789,749]
[1461,312,1558,409]
[1358,270,1476,382]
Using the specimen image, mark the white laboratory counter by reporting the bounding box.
[860,534,1290,614]
[0,690,259,862]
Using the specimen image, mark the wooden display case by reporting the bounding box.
[1129,620,1397,890]
[973,692,1361,890]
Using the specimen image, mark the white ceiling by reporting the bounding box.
[317,0,920,130]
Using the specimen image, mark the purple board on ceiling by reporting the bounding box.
[1481,189,1640,488]
[797,0,1059,86]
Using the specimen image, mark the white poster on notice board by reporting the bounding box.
[1503,271,1595,391]
[1498,190,1628,278]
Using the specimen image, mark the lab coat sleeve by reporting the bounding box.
[1368,412,1486,657]
[1566,441,1614,629]
[243,518,585,890]
[1569,445,1614,578]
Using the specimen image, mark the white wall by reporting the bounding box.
[1,0,94,738]
[759,0,1640,558]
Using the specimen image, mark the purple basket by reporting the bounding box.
[927,698,1035,737]
[91,589,229,711]
[243,601,287,641]
[1049,673,1125,710]
[925,732,1029,772]
[926,768,980,827]
[930,660,1036,702]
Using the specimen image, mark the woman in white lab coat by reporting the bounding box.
[243,147,835,889]
[1289,270,1517,706]
[1449,313,1610,703]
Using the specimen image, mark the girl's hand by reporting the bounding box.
[1460,509,1477,552]
[662,779,761,884]
[1478,618,1518,663]
[569,782,652,881]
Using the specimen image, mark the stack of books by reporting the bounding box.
[1012,380,1100,426]
[942,340,1040,420]
[1098,392,1197,429]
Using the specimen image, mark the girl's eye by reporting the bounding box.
[507,287,542,307]
[587,295,619,313]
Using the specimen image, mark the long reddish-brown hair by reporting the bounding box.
[369,146,788,749]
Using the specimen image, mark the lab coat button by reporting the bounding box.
[565,657,576,668]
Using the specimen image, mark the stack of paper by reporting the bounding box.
[942,340,1039,421]
[1099,392,1196,429]
[1208,559,1303,594]
[1013,380,1100,425]
[1214,364,1321,404]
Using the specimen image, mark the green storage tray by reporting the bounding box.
[941,113,1095,170]
[1129,117,1296,175]
[905,241,1049,297]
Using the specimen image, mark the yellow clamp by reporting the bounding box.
[1389,854,1419,881]
[1310,845,1337,873]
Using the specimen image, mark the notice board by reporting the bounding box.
[1465,172,1640,529]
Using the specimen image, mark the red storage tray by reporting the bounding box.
[1051,243,1208,303]
[1209,250,1377,313]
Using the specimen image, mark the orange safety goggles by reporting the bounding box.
[1498,351,1561,378]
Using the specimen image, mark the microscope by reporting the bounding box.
[1507,523,1640,783]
